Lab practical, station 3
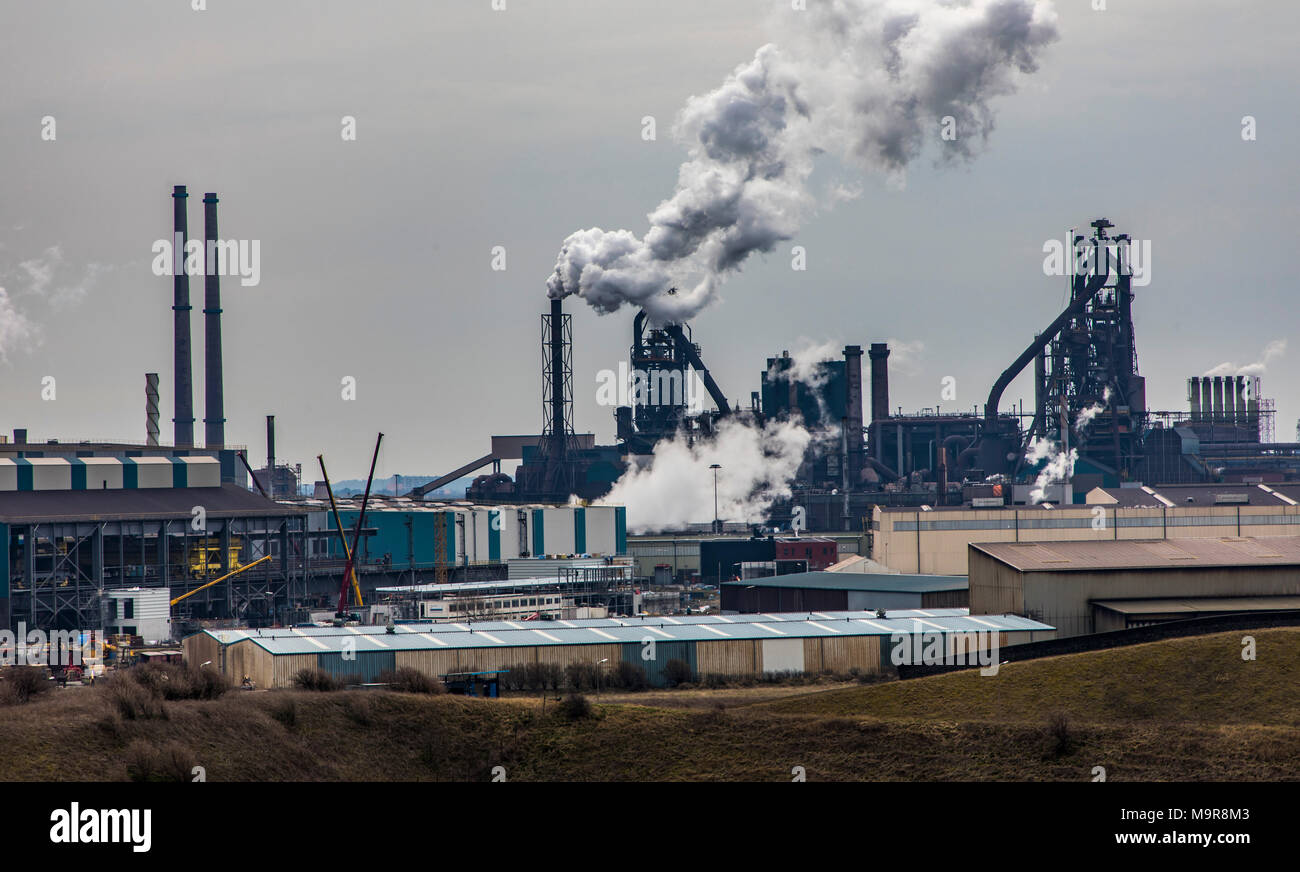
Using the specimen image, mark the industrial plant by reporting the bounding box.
[3,0,1296,807]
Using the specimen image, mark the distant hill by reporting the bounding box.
[321,475,472,498]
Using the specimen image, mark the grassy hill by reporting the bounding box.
[1,629,1295,781]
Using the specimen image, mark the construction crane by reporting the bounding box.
[318,432,384,620]
[170,554,274,607]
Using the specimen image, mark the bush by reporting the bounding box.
[557,692,593,720]
[123,740,195,782]
[104,675,167,720]
[612,661,647,691]
[1047,711,1074,757]
[269,696,298,729]
[118,663,230,701]
[292,669,340,692]
[344,695,373,726]
[377,667,443,695]
[564,662,598,692]
[1,666,50,704]
[662,658,693,687]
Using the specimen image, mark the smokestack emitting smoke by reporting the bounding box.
[171,185,194,448]
[546,0,1058,323]
[203,193,225,450]
[1203,338,1286,378]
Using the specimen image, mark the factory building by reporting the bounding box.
[870,483,1300,575]
[0,452,308,631]
[968,537,1300,637]
[183,610,1054,688]
[103,588,172,644]
[721,572,968,613]
[375,561,636,621]
[303,502,627,568]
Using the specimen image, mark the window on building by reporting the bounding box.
[123,600,134,620]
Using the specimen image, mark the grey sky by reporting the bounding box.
[2,1,1296,479]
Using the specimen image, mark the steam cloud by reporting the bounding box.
[1204,339,1286,378]
[598,416,813,533]
[547,0,1059,323]
[1025,435,1074,504]
[1074,386,1112,430]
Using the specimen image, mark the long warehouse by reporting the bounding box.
[184,610,1055,688]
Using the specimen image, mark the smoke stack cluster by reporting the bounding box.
[169,186,226,452]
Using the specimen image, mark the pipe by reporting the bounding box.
[172,186,195,448]
[984,270,1109,430]
[665,324,730,414]
[203,193,225,450]
[145,373,160,447]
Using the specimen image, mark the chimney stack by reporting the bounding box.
[843,345,863,486]
[266,415,276,471]
[146,373,160,446]
[172,186,195,447]
[203,193,225,450]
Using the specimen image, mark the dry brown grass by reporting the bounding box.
[0,629,1294,781]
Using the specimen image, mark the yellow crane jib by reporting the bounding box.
[170,554,274,607]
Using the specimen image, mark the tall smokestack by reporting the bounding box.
[869,343,890,424]
[266,415,276,471]
[203,193,225,450]
[549,297,566,444]
[146,373,160,446]
[843,345,863,486]
[172,186,194,448]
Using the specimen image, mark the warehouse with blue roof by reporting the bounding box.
[183,609,1053,688]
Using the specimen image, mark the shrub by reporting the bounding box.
[1047,711,1074,757]
[344,695,373,726]
[269,696,298,729]
[557,692,593,720]
[123,740,195,782]
[564,662,598,692]
[2,666,50,704]
[663,658,693,687]
[612,661,647,691]
[104,675,166,720]
[292,669,339,691]
[378,667,443,695]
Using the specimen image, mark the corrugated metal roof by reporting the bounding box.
[1091,596,1300,615]
[1088,483,1300,508]
[0,483,305,523]
[722,571,967,593]
[972,537,1300,572]
[196,610,1053,655]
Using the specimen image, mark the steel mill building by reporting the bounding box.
[183,610,1054,688]
[967,537,1300,637]
[721,571,968,613]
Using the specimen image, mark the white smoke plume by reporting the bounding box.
[1203,339,1286,378]
[1074,386,1112,430]
[771,338,841,390]
[1025,435,1074,504]
[598,416,813,533]
[0,286,38,362]
[547,0,1059,322]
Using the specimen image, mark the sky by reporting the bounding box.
[1,0,1297,480]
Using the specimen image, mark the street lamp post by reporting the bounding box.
[710,463,722,534]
